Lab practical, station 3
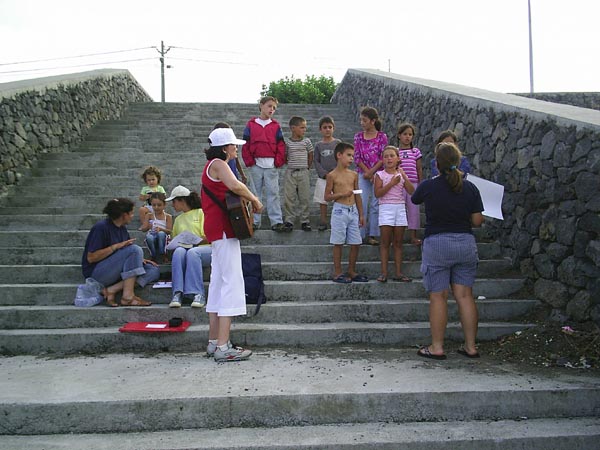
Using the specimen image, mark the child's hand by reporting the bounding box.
[358,215,365,228]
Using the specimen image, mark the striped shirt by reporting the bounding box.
[285,137,314,169]
[399,147,422,183]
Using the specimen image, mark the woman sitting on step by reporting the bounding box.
[82,198,159,307]
[411,142,484,360]
[166,185,212,309]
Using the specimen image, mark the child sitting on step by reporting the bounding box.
[325,142,368,284]
[138,165,166,229]
[139,192,172,264]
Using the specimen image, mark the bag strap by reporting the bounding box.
[202,185,228,214]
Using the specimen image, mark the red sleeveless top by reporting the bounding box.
[201,159,235,242]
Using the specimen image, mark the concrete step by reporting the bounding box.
[0,321,534,355]
[3,418,599,450]
[1,242,503,264]
[0,279,525,306]
[0,349,598,434]
[0,299,539,329]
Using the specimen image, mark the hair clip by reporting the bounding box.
[450,165,457,170]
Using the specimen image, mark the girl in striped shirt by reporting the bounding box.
[397,123,423,245]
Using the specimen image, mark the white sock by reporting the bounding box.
[217,342,230,351]
[208,339,217,346]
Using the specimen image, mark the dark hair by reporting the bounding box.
[259,96,278,109]
[360,107,382,131]
[102,198,134,220]
[435,142,463,193]
[319,116,335,128]
[148,192,167,204]
[397,122,416,148]
[436,130,458,145]
[205,145,228,161]
[289,116,306,127]
[141,166,162,184]
[334,142,354,160]
[212,122,231,130]
[177,191,201,210]
[205,122,232,155]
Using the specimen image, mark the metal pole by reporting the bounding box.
[528,0,534,94]
[160,41,165,102]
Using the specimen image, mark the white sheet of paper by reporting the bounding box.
[153,281,172,289]
[466,175,504,220]
[145,323,167,329]
[353,189,363,194]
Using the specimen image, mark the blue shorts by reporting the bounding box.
[330,202,362,245]
[420,233,478,293]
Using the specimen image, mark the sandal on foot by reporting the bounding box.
[376,274,387,283]
[417,346,447,360]
[121,295,151,307]
[350,274,368,282]
[367,237,379,246]
[457,347,481,359]
[102,289,119,307]
[411,238,422,246]
[392,274,412,282]
[332,274,352,284]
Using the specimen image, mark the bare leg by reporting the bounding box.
[393,226,406,277]
[121,277,136,299]
[347,244,360,278]
[452,283,479,354]
[103,280,123,306]
[217,316,232,346]
[379,225,392,278]
[209,312,219,340]
[429,290,449,355]
[333,244,344,278]
[319,204,328,225]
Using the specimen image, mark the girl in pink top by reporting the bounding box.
[374,146,414,283]
[353,107,388,245]
[397,122,423,245]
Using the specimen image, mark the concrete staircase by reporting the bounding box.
[0,102,598,449]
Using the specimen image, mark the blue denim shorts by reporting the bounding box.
[420,233,478,293]
[330,202,362,245]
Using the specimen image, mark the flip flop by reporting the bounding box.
[417,346,447,360]
[376,274,387,283]
[102,289,119,307]
[333,274,352,284]
[457,347,481,359]
[351,274,369,282]
[392,274,412,282]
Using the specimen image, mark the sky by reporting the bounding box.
[1,0,598,103]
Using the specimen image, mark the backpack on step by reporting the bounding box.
[241,253,267,315]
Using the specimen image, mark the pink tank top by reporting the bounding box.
[376,170,405,204]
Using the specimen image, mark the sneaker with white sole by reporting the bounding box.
[169,292,182,308]
[206,341,218,357]
[191,293,205,308]
[214,342,252,362]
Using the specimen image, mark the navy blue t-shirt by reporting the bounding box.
[82,219,131,278]
[411,176,483,238]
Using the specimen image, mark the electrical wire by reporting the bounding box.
[169,46,242,55]
[0,47,154,66]
[169,57,257,67]
[0,57,156,74]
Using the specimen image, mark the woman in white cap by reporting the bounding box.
[166,185,212,308]
[201,127,263,362]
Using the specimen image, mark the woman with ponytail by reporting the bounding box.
[411,142,484,360]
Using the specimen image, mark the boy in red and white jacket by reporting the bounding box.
[242,96,286,231]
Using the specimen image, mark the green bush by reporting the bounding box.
[260,75,338,104]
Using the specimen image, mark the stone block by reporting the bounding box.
[566,291,591,322]
[534,278,569,308]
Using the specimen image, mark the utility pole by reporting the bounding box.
[156,41,172,102]
[528,0,534,94]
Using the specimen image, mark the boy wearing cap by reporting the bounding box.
[241,96,286,232]
[202,127,263,362]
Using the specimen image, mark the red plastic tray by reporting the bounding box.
[118,321,191,333]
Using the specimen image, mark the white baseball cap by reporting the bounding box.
[165,185,191,201]
[208,128,246,146]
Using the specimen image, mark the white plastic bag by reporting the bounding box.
[74,278,104,307]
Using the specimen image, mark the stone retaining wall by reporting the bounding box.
[514,92,600,111]
[332,69,600,323]
[0,69,152,191]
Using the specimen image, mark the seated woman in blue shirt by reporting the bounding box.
[82,198,159,307]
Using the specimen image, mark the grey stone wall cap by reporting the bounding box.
[0,69,150,100]
[348,69,600,130]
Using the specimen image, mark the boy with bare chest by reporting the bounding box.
[325,142,368,283]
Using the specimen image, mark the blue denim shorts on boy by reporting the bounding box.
[378,203,408,227]
[420,233,478,293]
[330,202,362,245]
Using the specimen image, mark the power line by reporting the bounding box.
[0,47,154,66]
[169,45,242,55]
[169,57,257,67]
[0,57,155,75]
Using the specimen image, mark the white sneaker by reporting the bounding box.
[169,292,182,308]
[190,293,205,308]
[214,342,252,362]
[206,341,217,357]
